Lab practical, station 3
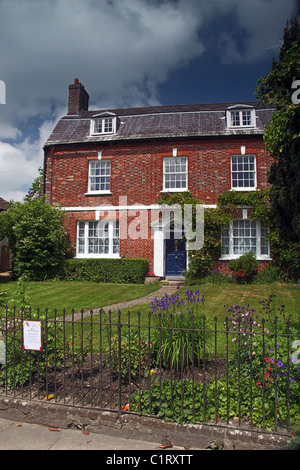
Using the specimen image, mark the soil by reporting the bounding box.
[6,354,227,412]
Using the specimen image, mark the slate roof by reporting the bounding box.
[0,197,7,211]
[45,101,275,146]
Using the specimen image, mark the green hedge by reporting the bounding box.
[61,258,149,284]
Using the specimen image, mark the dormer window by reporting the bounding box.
[90,112,118,135]
[226,105,256,129]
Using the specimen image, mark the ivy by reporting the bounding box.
[217,187,274,225]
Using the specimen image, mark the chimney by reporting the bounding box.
[67,78,89,115]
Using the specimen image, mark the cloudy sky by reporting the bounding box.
[0,0,298,202]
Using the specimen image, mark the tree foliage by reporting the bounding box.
[0,198,71,280]
[256,16,300,244]
[24,167,44,201]
[256,16,300,157]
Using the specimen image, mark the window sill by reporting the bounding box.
[75,254,120,259]
[160,189,189,193]
[219,255,271,261]
[85,192,112,196]
[88,133,116,137]
[227,126,256,130]
[230,187,257,192]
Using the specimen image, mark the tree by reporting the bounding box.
[24,167,44,201]
[0,198,71,280]
[256,16,300,243]
[268,107,300,242]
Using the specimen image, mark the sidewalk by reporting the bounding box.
[0,416,200,451]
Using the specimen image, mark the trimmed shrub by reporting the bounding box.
[61,258,149,284]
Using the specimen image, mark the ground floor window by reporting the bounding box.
[77,220,119,257]
[221,219,270,259]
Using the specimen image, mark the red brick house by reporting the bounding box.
[43,79,275,278]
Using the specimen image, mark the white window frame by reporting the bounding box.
[76,220,120,258]
[220,219,270,261]
[162,156,188,192]
[90,112,117,135]
[87,159,111,194]
[231,154,257,191]
[226,106,256,129]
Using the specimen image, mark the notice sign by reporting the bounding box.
[0,340,5,364]
[23,321,43,351]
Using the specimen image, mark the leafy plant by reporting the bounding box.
[255,264,285,284]
[228,252,259,284]
[132,294,299,431]
[0,198,71,280]
[224,297,300,429]
[150,289,212,369]
[107,328,153,380]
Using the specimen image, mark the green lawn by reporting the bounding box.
[110,282,300,327]
[0,280,161,317]
[1,279,299,323]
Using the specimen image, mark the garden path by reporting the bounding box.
[65,284,180,322]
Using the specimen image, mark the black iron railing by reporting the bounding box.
[0,305,299,435]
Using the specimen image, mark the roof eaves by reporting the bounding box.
[45,128,265,146]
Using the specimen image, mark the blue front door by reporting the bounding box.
[165,236,186,276]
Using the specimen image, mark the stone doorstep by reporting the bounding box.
[0,396,290,451]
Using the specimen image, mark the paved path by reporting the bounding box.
[0,416,200,451]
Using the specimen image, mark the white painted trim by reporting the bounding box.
[153,229,165,277]
[62,203,217,212]
[226,108,257,129]
[85,192,112,197]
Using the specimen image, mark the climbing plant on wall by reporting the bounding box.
[158,192,230,279]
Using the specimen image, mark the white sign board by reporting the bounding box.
[23,321,43,351]
[0,340,5,364]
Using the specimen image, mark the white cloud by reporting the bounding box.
[0,116,62,202]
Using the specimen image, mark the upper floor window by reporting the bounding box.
[90,112,118,135]
[226,105,256,129]
[231,155,256,190]
[88,159,111,193]
[163,156,187,191]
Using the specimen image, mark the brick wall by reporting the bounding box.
[45,135,271,207]
[44,134,272,268]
